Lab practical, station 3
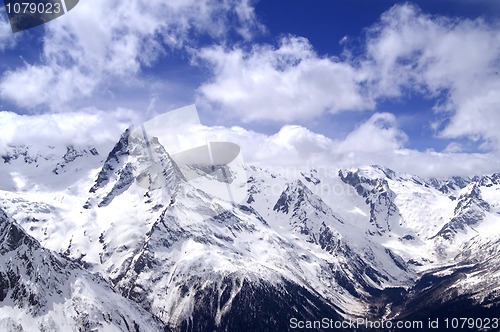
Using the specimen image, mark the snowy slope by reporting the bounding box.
[0,207,165,331]
[0,144,103,193]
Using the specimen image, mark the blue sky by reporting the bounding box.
[1,0,500,177]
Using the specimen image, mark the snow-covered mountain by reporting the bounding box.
[1,131,500,331]
[0,207,165,331]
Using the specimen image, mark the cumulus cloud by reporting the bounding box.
[337,113,407,152]
[2,2,500,179]
[195,123,330,167]
[196,36,374,122]
[443,142,463,153]
[1,65,97,111]
[2,107,498,178]
[196,113,500,177]
[0,108,141,154]
[0,0,261,111]
[197,2,500,156]
[363,3,500,150]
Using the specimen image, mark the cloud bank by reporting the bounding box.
[199,114,499,178]
[1,107,498,178]
[1,3,500,178]
[197,3,500,152]
[0,108,141,154]
[0,0,262,111]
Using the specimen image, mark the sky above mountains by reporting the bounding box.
[1,0,500,177]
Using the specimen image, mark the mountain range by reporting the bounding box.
[1,129,499,331]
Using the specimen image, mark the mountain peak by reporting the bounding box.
[87,127,186,209]
[89,129,131,193]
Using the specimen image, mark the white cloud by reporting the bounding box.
[363,3,500,150]
[443,142,463,153]
[2,2,500,179]
[196,36,374,122]
[200,124,332,166]
[197,113,500,177]
[0,64,97,110]
[2,107,498,178]
[0,108,141,154]
[337,113,407,152]
[197,2,500,156]
[0,0,261,111]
